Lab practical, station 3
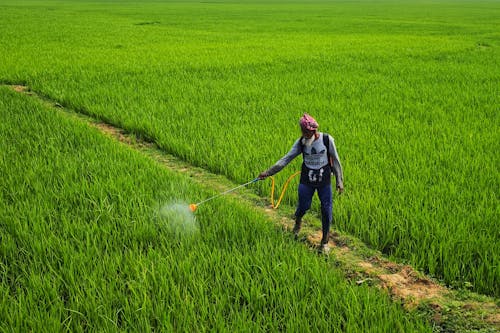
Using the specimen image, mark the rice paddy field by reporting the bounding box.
[0,0,499,331]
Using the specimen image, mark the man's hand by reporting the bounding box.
[336,184,344,194]
[258,172,268,180]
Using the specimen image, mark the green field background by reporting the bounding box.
[0,0,498,300]
[0,87,434,331]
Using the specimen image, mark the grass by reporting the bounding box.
[0,86,434,331]
[0,0,498,321]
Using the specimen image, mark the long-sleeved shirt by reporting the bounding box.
[264,132,344,188]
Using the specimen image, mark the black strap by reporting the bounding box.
[323,133,333,168]
[323,133,330,158]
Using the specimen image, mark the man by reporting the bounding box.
[258,114,344,253]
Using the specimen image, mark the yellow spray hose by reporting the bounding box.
[268,171,301,209]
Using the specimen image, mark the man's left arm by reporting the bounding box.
[329,136,344,193]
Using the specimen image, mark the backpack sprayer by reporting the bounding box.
[189,125,336,212]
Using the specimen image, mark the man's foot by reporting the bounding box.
[293,218,302,238]
[319,242,330,254]
[293,222,301,238]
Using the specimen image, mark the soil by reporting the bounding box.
[13,85,27,93]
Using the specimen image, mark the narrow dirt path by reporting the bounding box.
[7,84,499,332]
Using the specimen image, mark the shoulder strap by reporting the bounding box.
[323,133,333,167]
[323,133,330,156]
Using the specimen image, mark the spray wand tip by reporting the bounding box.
[189,203,198,212]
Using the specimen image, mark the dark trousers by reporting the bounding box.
[294,183,332,243]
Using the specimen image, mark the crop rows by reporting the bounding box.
[0,0,498,310]
[0,86,434,331]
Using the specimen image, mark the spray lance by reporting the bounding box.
[189,178,260,212]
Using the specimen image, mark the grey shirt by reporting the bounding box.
[265,132,344,188]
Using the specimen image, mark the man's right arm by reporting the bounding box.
[259,139,302,179]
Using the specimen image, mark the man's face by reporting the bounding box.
[302,129,315,139]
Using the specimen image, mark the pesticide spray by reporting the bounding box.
[156,200,199,237]
[154,178,259,238]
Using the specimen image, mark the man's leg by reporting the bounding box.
[294,183,315,236]
[317,184,333,245]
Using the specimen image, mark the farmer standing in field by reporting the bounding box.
[258,114,344,253]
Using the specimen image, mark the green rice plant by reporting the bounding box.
[0,87,433,331]
[0,0,498,298]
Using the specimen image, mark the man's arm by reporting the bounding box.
[259,139,302,179]
[329,136,344,192]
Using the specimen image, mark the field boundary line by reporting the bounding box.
[5,84,499,332]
